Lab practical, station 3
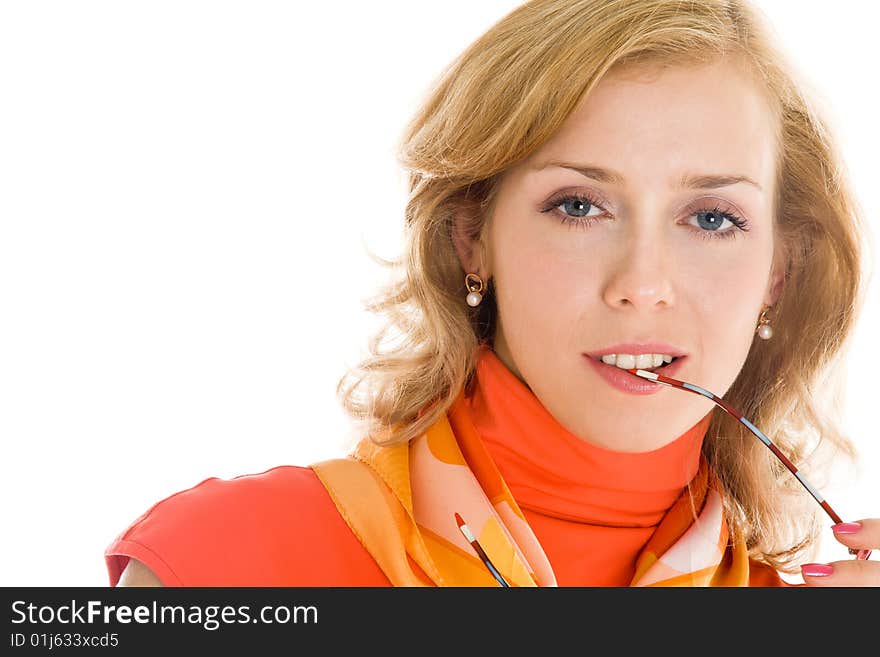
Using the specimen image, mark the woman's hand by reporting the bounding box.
[800,518,879,586]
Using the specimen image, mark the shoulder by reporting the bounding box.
[105,464,390,587]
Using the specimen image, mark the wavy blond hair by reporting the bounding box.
[335,0,873,573]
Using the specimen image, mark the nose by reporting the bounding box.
[601,228,676,311]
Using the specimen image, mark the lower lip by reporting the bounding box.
[583,355,686,395]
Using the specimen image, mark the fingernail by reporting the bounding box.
[831,522,862,534]
[801,563,834,577]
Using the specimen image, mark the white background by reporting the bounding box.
[1,1,877,586]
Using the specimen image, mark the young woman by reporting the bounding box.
[107,0,878,587]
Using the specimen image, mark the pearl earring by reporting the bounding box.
[756,306,773,340]
[465,273,484,307]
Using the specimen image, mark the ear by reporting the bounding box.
[450,208,488,278]
[765,244,789,307]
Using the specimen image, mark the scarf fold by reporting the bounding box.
[311,388,751,587]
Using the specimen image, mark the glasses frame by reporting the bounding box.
[628,366,870,561]
[457,366,870,587]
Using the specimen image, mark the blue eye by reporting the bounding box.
[541,192,751,241]
[688,207,750,241]
[556,196,603,219]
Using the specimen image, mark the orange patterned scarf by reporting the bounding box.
[311,389,750,586]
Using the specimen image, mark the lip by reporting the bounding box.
[585,343,688,358]
[583,353,687,396]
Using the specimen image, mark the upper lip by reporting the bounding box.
[585,343,688,359]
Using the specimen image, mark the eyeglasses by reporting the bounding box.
[454,512,511,586]
[456,367,870,587]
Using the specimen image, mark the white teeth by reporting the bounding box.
[599,353,676,370]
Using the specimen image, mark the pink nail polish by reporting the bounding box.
[801,563,834,577]
[831,522,861,534]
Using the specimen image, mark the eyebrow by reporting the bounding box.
[533,160,764,192]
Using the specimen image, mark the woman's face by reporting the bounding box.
[458,59,787,452]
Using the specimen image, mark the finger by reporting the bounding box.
[830,518,880,551]
[801,559,880,587]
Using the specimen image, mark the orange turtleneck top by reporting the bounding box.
[104,346,785,587]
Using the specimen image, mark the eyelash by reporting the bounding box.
[541,191,751,241]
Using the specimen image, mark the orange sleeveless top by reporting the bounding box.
[104,346,786,586]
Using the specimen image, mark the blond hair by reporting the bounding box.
[335,0,873,573]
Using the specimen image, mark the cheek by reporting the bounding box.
[491,225,590,335]
[692,252,769,327]
[689,255,771,389]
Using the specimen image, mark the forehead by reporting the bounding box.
[528,59,778,189]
